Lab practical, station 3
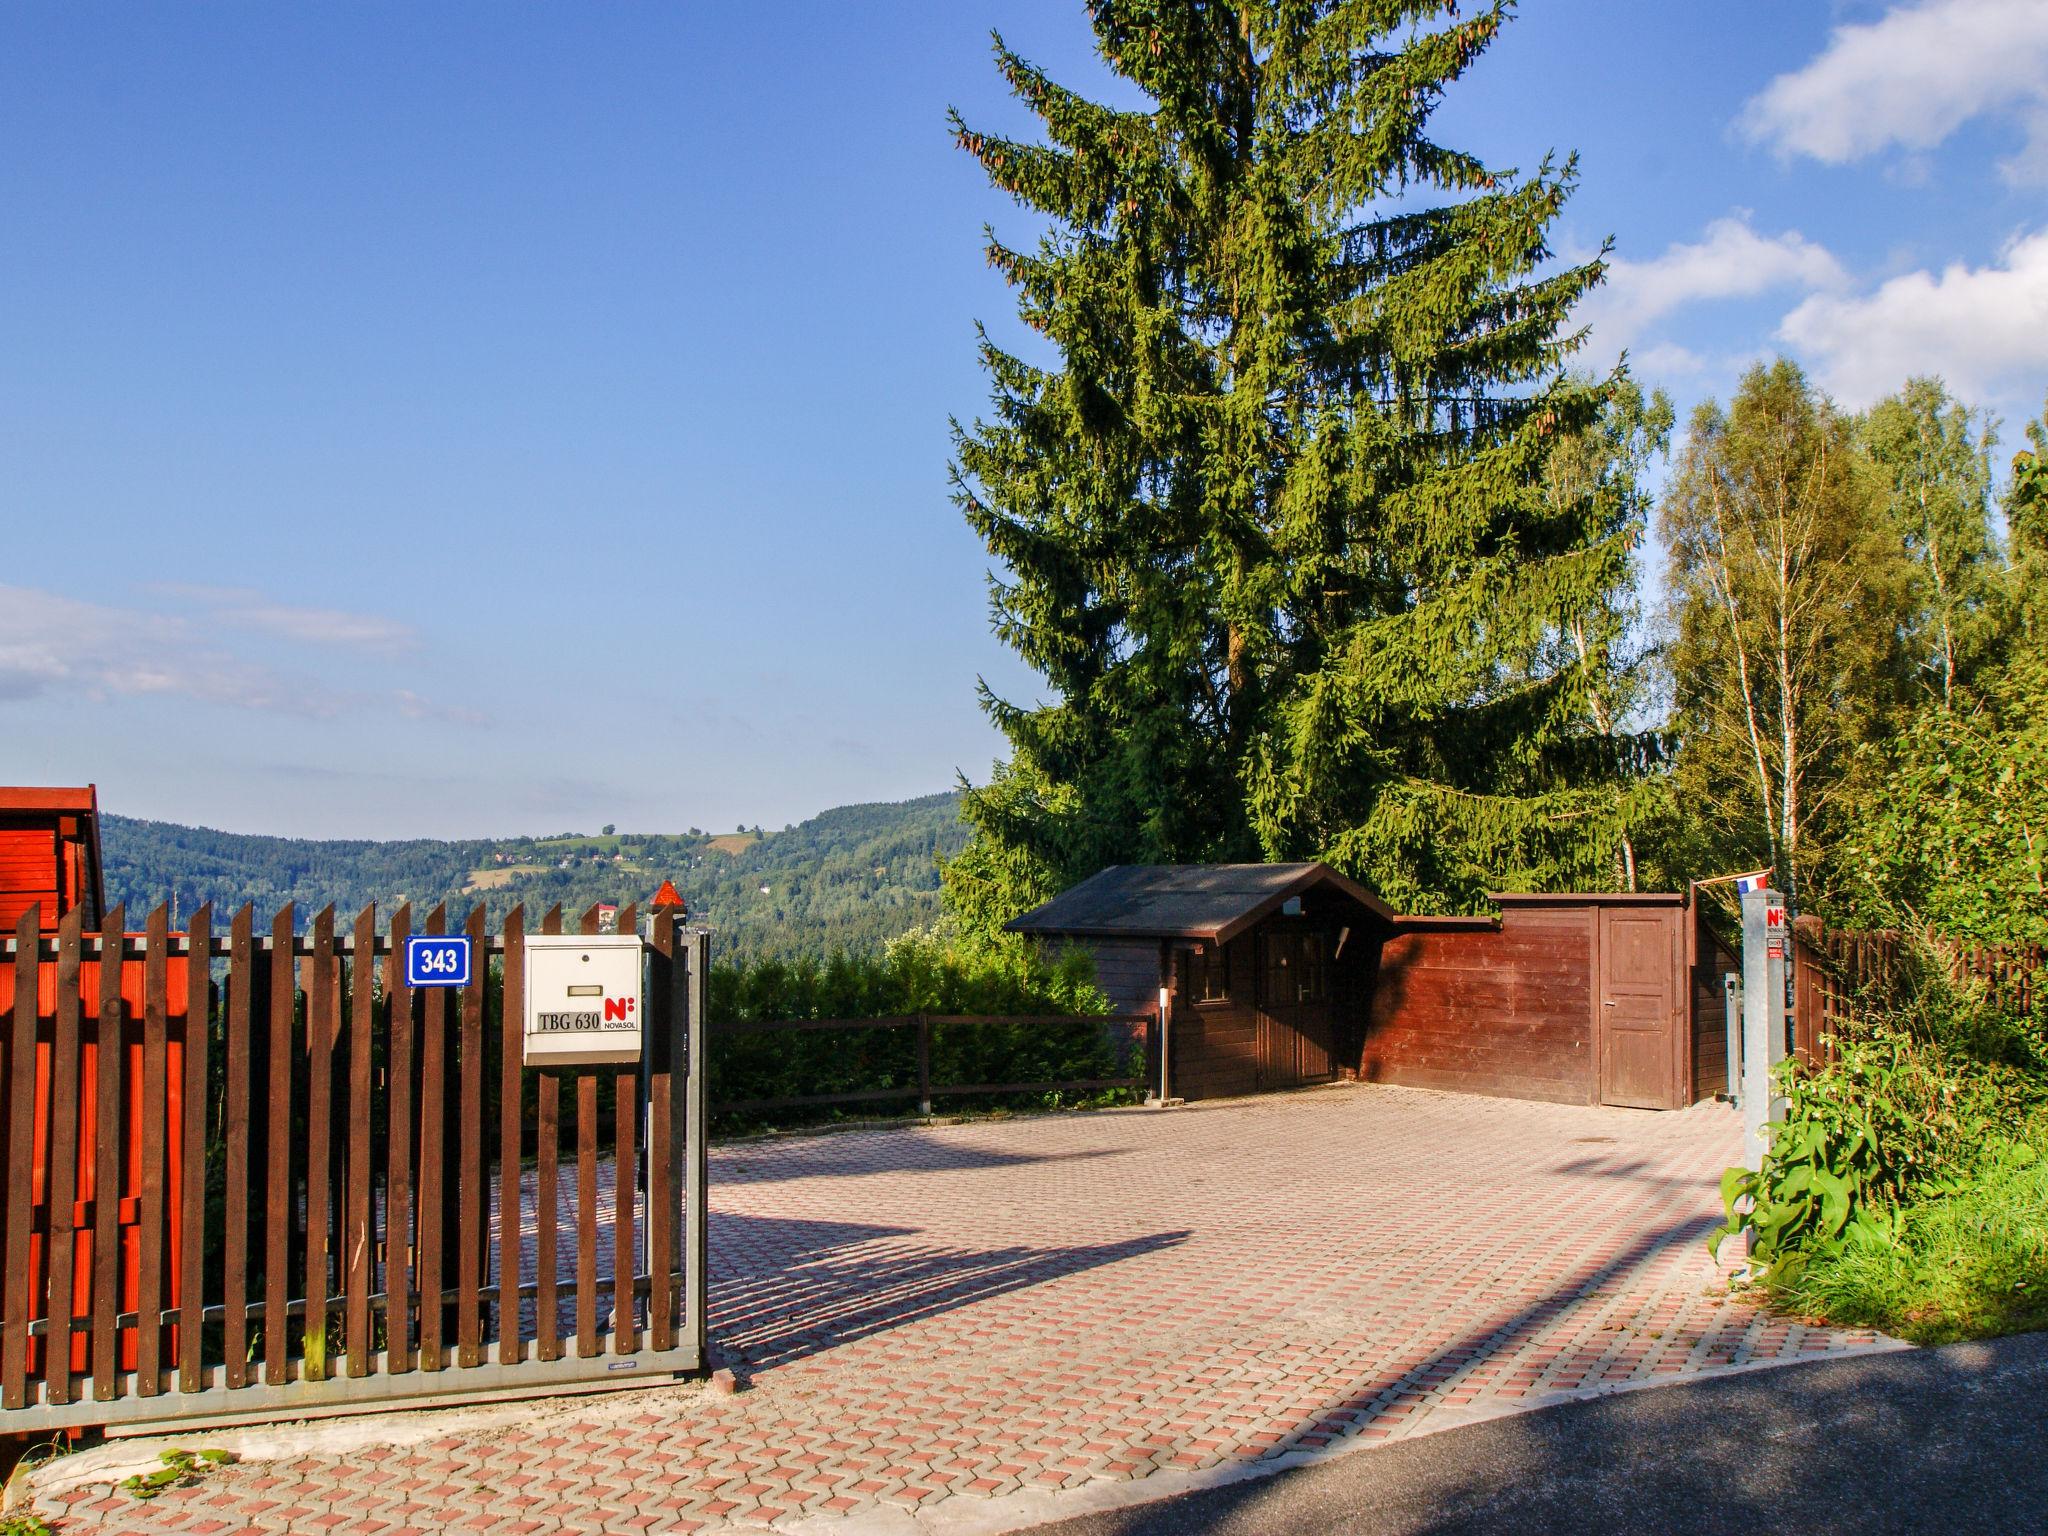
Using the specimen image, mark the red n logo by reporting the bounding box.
[604,997,631,1022]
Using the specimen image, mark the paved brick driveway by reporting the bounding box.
[43,1085,1895,1533]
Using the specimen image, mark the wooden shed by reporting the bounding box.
[0,784,105,934]
[1014,863,1737,1111]
[1007,863,1397,1102]
[1368,893,1737,1110]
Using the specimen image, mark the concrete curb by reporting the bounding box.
[771,1339,1913,1536]
[27,1338,1910,1530]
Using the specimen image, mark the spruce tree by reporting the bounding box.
[944,0,1652,929]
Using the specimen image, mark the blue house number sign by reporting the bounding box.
[405,935,472,988]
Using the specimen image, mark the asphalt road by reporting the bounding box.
[1029,1332,2048,1535]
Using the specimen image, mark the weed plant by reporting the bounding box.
[1716,940,2048,1342]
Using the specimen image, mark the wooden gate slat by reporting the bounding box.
[613,905,639,1355]
[302,907,336,1380]
[223,905,254,1388]
[92,903,126,1402]
[45,907,86,1405]
[497,906,526,1366]
[136,905,171,1396]
[264,903,295,1387]
[575,905,600,1359]
[647,911,675,1353]
[535,904,562,1362]
[417,904,449,1372]
[345,904,375,1378]
[1,906,39,1409]
[385,905,415,1375]
[178,905,211,1393]
[457,904,486,1368]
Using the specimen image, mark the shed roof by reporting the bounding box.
[1007,862,1394,946]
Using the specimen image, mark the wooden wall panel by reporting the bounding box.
[1164,935,1258,1102]
[1361,914,1596,1105]
[1087,940,1162,1016]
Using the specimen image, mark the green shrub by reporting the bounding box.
[707,927,1139,1132]
[1714,944,2048,1337]
[1774,1124,2048,1344]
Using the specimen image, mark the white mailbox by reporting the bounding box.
[523,933,645,1066]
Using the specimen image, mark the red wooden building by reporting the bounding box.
[0,785,190,1383]
[0,785,104,934]
[1010,864,1737,1111]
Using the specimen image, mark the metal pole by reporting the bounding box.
[1157,984,1172,1104]
[1722,972,1742,1108]
[1740,888,1788,1171]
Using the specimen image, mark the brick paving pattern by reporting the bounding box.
[47,1085,1893,1533]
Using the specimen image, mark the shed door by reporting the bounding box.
[1599,909,1678,1108]
[1257,930,1335,1090]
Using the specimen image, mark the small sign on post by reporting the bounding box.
[1740,887,1789,1172]
[405,934,472,989]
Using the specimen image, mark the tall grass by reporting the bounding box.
[1779,1123,2048,1343]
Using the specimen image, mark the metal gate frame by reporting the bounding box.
[0,904,709,1436]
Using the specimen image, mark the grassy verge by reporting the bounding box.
[1720,951,2048,1344]
[1774,1118,2048,1344]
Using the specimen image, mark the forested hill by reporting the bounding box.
[101,792,971,964]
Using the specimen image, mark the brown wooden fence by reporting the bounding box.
[709,1013,1154,1119]
[1792,916,2044,1061]
[0,900,707,1435]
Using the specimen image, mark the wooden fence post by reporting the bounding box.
[917,1014,932,1118]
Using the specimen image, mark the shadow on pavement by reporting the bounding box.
[714,1139,1131,1184]
[1032,1332,2048,1534]
[1036,1209,1746,1532]
[710,1211,1190,1371]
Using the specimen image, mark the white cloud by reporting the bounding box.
[0,583,476,723]
[146,583,419,653]
[1777,226,2048,406]
[1581,214,1846,357]
[394,689,491,728]
[1740,0,2048,184]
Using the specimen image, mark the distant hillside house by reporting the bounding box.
[1011,863,1734,1112]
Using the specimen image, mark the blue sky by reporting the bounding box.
[5,1,2045,839]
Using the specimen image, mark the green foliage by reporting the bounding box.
[121,1448,234,1501]
[947,1,1657,931]
[1856,377,2002,705]
[1839,652,2048,947]
[1714,949,2048,1339]
[1661,359,1905,910]
[102,793,970,963]
[708,927,1135,1132]
[0,1513,52,1536]
[1771,1126,2048,1345]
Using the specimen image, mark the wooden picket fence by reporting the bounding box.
[1792,916,2044,1061]
[0,899,707,1435]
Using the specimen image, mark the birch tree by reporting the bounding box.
[1857,378,2000,705]
[1661,359,1904,907]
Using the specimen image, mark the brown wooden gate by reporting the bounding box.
[0,900,708,1435]
[1257,929,1336,1090]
